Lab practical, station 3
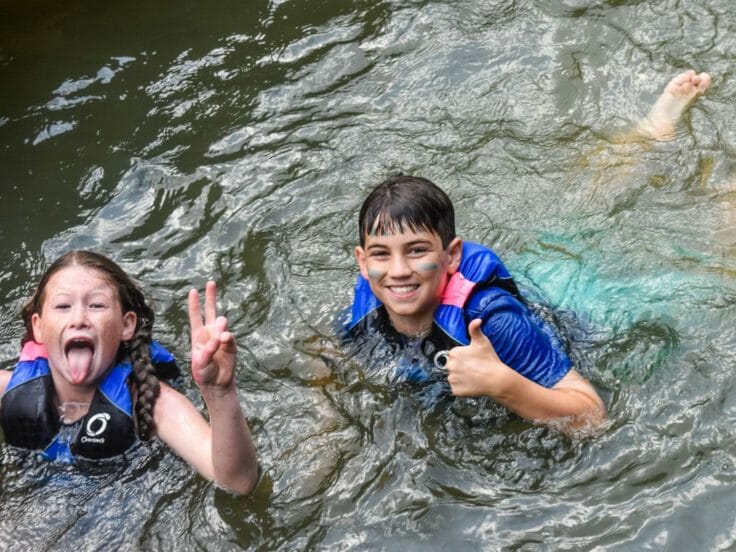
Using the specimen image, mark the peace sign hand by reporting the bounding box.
[188,281,237,390]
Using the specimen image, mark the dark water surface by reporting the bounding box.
[2,0,736,550]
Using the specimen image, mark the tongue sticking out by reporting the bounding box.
[66,345,93,384]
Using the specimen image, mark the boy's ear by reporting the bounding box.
[446,238,463,274]
[121,311,137,341]
[355,246,369,279]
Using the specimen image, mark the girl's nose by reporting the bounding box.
[69,304,90,327]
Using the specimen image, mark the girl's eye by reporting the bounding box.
[54,303,71,310]
[90,303,107,309]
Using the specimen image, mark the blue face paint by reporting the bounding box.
[367,268,386,280]
[416,262,438,272]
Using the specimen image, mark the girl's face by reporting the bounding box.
[31,265,137,390]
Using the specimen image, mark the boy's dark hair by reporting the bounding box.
[358,175,456,248]
[22,250,160,441]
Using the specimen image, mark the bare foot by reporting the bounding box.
[637,70,711,140]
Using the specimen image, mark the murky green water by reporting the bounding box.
[2,0,736,549]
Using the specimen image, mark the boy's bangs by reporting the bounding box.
[367,211,432,239]
[358,175,455,247]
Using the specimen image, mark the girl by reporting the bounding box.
[0,251,258,495]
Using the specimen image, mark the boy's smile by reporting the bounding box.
[355,228,461,336]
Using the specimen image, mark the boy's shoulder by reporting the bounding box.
[464,285,528,321]
[457,242,516,286]
[454,241,523,311]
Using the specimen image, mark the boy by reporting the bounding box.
[346,175,606,428]
[344,70,712,428]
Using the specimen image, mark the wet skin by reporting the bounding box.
[355,228,462,336]
[30,265,137,404]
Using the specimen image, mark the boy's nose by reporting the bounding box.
[387,254,412,278]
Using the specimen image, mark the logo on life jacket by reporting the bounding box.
[81,412,111,443]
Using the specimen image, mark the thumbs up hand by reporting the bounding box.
[445,320,607,426]
[445,318,513,398]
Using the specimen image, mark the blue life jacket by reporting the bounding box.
[0,341,177,462]
[347,242,572,388]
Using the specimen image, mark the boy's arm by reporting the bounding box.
[446,319,605,429]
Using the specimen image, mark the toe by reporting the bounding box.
[696,72,712,92]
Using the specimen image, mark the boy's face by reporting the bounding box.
[355,227,462,336]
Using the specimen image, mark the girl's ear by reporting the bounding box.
[31,313,44,344]
[355,246,369,280]
[121,311,137,341]
[446,238,463,274]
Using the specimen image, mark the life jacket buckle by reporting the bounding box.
[433,350,449,371]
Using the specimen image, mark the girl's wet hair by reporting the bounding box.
[358,175,456,248]
[21,250,160,441]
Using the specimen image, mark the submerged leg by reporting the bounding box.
[576,71,713,204]
[636,70,711,140]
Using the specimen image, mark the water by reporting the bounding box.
[2,0,736,549]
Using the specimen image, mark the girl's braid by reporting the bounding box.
[126,311,159,441]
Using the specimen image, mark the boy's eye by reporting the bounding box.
[370,250,389,258]
[89,303,107,309]
[54,303,71,310]
[408,247,429,255]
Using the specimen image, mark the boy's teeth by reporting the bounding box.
[391,285,417,294]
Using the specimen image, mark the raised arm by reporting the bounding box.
[446,319,605,430]
[155,281,257,494]
[0,370,11,397]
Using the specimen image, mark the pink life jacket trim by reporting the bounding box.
[19,341,49,362]
[441,272,477,308]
